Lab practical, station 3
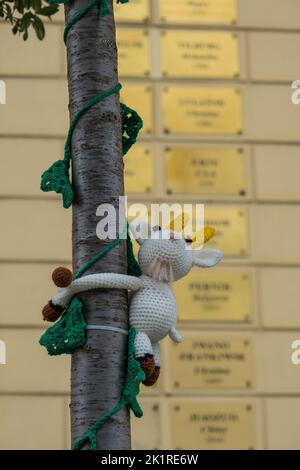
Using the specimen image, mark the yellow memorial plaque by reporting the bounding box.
[169,334,255,390]
[162,86,242,135]
[171,400,256,450]
[165,147,246,196]
[115,0,149,23]
[174,270,252,322]
[202,206,249,257]
[125,145,154,193]
[117,28,150,77]
[161,31,239,78]
[121,84,152,134]
[132,400,161,450]
[160,0,237,25]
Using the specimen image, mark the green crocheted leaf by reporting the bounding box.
[39,297,86,356]
[121,103,143,156]
[121,327,145,417]
[40,159,74,209]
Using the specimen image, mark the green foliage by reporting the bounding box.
[0,0,59,40]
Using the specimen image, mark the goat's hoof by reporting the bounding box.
[143,366,160,387]
[137,354,155,382]
[42,301,64,322]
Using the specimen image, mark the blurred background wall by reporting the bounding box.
[1,0,300,449]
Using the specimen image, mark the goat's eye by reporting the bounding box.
[185,237,193,244]
[152,225,162,232]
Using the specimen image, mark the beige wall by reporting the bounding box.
[1,0,300,450]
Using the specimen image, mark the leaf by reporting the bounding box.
[14,0,24,14]
[2,0,58,41]
[32,0,42,11]
[32,14,45,40]
[12,21,19,34]
[38,4,58,16]
[5,3,13,22]
[19,12,32,32]
[23,28,28,40]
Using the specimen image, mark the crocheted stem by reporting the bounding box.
[65,0,130,449]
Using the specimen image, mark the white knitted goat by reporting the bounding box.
[42,221,222,386]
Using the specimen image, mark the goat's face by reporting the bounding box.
[130,222,222,283]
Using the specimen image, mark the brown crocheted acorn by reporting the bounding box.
[42,301,64,322]
[52,267,73,287]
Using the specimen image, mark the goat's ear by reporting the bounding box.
[129,220,152,246]
[193,249,222,268]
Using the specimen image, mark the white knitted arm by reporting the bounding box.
[169,327,182,343]
[52,273,143,308]
[52,287,73,309]
[72,273,143,291]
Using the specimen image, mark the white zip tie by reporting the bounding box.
[85,325,129,335]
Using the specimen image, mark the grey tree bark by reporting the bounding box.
[65,0,130,449]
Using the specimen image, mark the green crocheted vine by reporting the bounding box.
[64,0,124,43]
[47,0,129,43]
[40,221,139,356]
[73,327,145,450]
[40,83,143,209]
[41,311,145,449]
[41,0,144,450]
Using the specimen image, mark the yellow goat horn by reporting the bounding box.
[191,226,216,245]
[168,212,190,232]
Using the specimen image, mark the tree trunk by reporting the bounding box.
[65,0,130,449]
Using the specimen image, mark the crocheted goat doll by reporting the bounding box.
[42,221,222,386]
